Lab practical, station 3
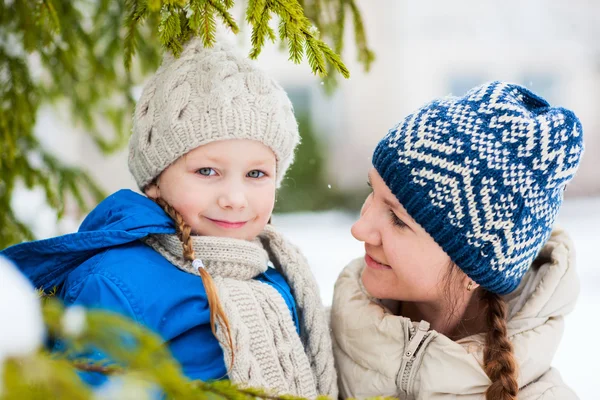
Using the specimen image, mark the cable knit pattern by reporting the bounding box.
[143,227,336,398]
[146,234,268,280]
[128,38,300,189]
[260,225,338,398]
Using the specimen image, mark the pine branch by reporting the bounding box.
[333,0,346,53]
[4,297,397,399]
[207,0,240,33]
[124,0,148,70]
[0,0,370,249]
[3,355,93,400]
[159,5,182,49]
[348,0,375,71]
[248,0,271,59]
[200,0,218,47]
[279,19,304,63]
[303,34,326,77]
[148,0,163,12]
[2,208,35,245]
[71,360,124,375]
[311,0,323,30]
[316,36,349,77]
[37,0,62,35]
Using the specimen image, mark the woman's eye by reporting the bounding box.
[390,210,407,229]
[197,168,216,176]
[247,170,265,178]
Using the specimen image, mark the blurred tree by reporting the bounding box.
[0,0,374,248]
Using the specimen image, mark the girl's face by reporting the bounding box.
[146,139,277,240]
[352,168,470,302]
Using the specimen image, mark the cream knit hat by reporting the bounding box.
[128,37,300,189]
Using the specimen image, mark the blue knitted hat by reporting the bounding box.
[373,81,584,295]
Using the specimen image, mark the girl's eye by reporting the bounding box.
[247,170,265,179]
[197,168,216,176]
[390,210,407,229]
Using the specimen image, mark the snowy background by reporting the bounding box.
[4,0,600,397]
[10,188,598,398]
[274,196,600,399]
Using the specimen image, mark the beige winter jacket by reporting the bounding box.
[331,229,579,399]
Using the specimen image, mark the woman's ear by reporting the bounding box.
[145,182,160,199]
[462,274,480,291]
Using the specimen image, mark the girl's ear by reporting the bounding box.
[145,182,160,199]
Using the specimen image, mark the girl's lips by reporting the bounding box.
[364,253,392,270]
[206,217,247,229]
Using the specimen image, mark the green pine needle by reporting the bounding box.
[0,0,371,249]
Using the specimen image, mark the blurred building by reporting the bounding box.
[264,0,600,197]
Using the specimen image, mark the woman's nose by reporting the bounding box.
[351,198,381,246]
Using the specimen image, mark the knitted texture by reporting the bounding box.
[143,226,337,398]
[259,225,338,398]
[372,81,584,295]
[128,38,300,189]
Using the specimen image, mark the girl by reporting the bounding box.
[2,38,337,398]
[331,81,583,399]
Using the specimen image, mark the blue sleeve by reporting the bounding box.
[64,273,142,322]
[60,249,228,383]
[60,273,144,387]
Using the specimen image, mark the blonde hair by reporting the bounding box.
[155,197,235,365]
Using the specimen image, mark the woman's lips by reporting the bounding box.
[364,253,392,270]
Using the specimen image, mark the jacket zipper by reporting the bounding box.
[397,320,431,398]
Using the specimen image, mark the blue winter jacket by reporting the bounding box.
[1,189,299,385]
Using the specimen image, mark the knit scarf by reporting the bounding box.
[143,225,337,398]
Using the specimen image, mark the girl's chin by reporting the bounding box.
[192,225,261,241]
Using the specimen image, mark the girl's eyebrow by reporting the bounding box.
[185,154,275,169]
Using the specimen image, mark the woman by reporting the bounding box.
[331,81,583,399]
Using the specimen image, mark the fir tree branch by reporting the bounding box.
[248,0,271,59]
[124,0,148,70]
[4,297,396,399]
[38,0,62,35]
[3,355,93,400]
[303,34,326,76]
[347,0,374,71]
[207,0,240,33]
[279,19,304,63]
[71,360,124,375]
[333,0,346,53]
[0,0,371,249]
[201,0,218,47]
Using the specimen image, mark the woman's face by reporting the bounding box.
[352,168,461,302]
